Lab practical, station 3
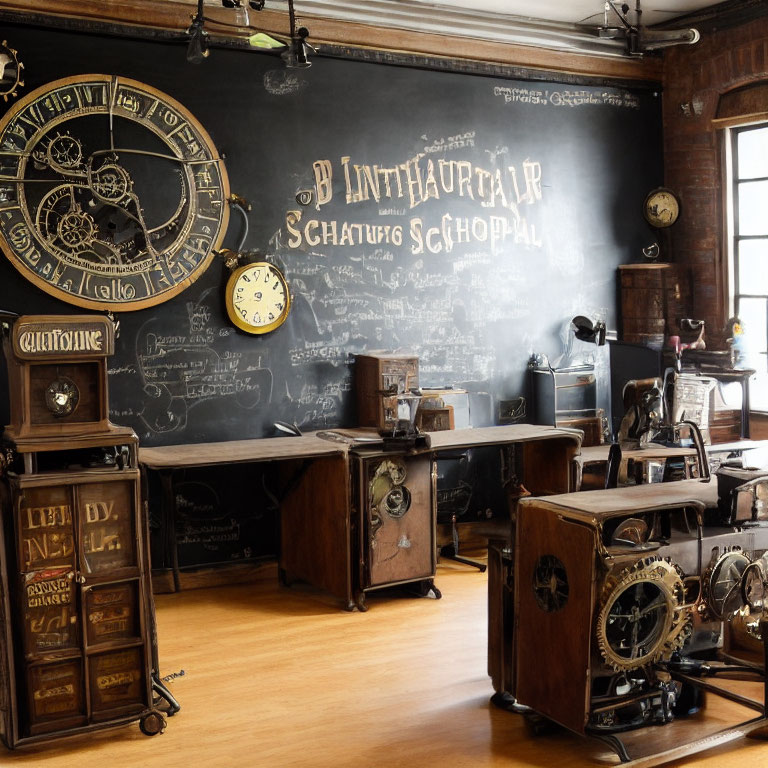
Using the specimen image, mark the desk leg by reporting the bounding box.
[742,376,751,439]
[159,469,181,593]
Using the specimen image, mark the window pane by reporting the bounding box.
[737,239,768,294]
[751,371,768,412]
[737,297,768,355]
[738,126,768,179]
[738,180,768,236]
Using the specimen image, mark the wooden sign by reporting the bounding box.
[18,485,75,571]
[28,659,85,728]
[22,567,79,656]
[11,317,114,360]
[79,480,136,574]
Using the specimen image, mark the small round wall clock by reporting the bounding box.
[643,187,680,228]
[225,261,291,334]
[0,74,229,310]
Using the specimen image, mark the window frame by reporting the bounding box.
[727,121,768,413]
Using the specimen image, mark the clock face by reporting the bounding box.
[0,75,229,310]
[225,262,291,334]
[44,375,80,417]
[643,188,680,228]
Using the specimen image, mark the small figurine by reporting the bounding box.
[726,316,749,369]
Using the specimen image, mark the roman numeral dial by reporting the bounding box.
[0,74,229,310]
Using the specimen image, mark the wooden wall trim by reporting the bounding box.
[0,0,663,82]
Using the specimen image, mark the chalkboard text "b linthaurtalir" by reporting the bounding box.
[312,156,542,212]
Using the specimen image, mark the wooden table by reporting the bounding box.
[140,435,349,594]
[579,442,702,488]
[139,425,582,608]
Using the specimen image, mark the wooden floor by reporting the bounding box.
[4,558,768,767]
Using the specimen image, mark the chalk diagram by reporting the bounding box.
[134,289,273,434]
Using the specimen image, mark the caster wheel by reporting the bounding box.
[140,712,166,736]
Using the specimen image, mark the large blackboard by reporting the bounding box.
[0,21,663,446]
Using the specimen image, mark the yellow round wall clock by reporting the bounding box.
[225,261,291,334]
[0,74,229,310]
[643,187,680,228]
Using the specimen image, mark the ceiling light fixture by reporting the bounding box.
[222,0,266,10]
[186,0,209,63]
[281,0,314,68]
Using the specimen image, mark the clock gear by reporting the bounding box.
[44,375,80,418]
[0,40,24,102]
[0,74,229,310]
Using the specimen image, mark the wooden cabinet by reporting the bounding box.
[351,450,437,610]
[0,314,172,748]
[279,445,438,612]
[1,469,157,742]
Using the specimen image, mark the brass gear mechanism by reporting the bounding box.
[596,557,690,672]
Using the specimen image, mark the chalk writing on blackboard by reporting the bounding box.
[263,68,307,96]
[422,132,477,154]
[493,86,640,109]
[126,294,273,434]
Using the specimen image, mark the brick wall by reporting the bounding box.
[662,16,768,349]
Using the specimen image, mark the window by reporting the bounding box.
[728,123,768,412]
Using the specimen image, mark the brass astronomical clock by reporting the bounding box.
[0,74,229,310]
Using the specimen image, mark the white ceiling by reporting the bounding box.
[271,0,726,57]
[402,0,721,27]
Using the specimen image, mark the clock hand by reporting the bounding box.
[85,154,164,259]
[89,147,222,167]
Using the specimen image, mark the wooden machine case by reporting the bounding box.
[2,315,115,443]
[491,479,768,765]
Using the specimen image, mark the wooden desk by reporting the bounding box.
[140,425,582,609]
[139,435,349,595]
[579,443,701,489]
[139,434,349,469]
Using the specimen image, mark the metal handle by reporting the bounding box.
[682,419,710,482]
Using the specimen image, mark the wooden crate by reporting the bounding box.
[619,264,687,349]
[354,353,419,432]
